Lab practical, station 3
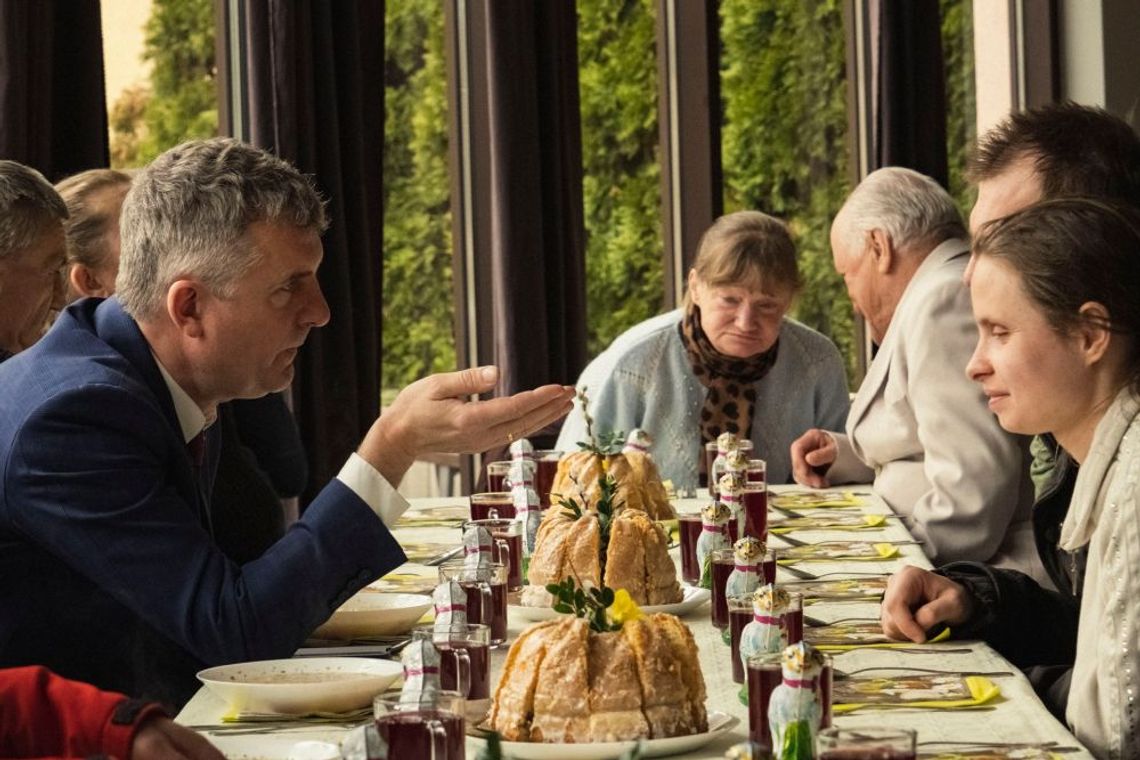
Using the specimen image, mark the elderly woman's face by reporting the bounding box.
[690,273,792,358]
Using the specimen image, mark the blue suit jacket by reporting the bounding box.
[0,298,406,704]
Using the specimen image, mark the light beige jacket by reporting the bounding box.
[827,239,1040,574]
[1062,389,1140,758]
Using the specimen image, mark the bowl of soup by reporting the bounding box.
[197,656,403,714]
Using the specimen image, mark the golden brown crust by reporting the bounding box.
[650,613,708,733]
[603,514,648,602]
[622,617,695,738]
[487,621,559,741]
[530,618,591,742]
[551,452,675,520]
[586,631,649,741]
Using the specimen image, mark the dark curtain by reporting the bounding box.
[239,1,384,507]
[480,0,588,402]
[871,0,949,186]
[0,0,108,179]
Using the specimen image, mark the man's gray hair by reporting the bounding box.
[836,166,965,255]
[117,137,328,320]
[0,160,68,260]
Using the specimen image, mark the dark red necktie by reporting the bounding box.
[187,431,207,469]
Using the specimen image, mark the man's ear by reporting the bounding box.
[868,229,894,274]
[68,264,111,299]
[166,280,205,338]
[1076,301,1114,366]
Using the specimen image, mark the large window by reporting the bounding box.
[382,1,456,400]
[941,0,977,215]
[719,0,855,380]
[104,0,218,169]
[577,0,664,357]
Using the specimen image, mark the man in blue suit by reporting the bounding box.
[0,139,574,707]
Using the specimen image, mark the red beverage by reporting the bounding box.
[437,639,490,700]
[465,519,523,591]
[784,607,804,645]
[746,653,783,752]
[746,458,767,483]
[728,601,752,683]
[710,552,734,628]
[460,581,507,646]
[761,554,776,584]
[469,492,515,521]
[726,517,739,544]
[374,710,466,759]
[783,592,804,645]
[678,515,702,584]
[819,659,833,729]
[742,485,768,541]
[485,461,510,493]
[534,450,561,507]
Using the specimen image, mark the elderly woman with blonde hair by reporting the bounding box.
[557,210,849,490]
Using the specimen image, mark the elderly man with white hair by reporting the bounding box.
[790,167,1041,577]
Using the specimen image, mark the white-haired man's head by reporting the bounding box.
[830,167,966,342]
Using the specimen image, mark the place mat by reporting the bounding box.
[399,542,458,564]
[367,566,439,595]
[832,674,1000,713]
[777,541,899,563]
[918,743,1074,759]
[807,621,952,650]
[396,504,470,528]
[769,512,887,534]
[770,490,866,510]
[781,576,889,604]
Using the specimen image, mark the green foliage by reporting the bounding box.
[719,0,856,383]
[382,1,456,389]
[110,0,218,168]
[545,577,621,633]
[941,0,977,217]
[578,0,664,356]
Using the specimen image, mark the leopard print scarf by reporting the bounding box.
[679,304,779,476]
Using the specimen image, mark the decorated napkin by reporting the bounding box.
[395,504,470,528]
[806,620,952,650]
[831,673,1000,713]
[777,541,899,563]
[770,491,866,510]
[780,576,889,604]
[769,512,887,534]
[399,542,459,564]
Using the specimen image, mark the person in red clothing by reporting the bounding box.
[0,666,222,759]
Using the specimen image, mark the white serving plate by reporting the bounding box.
[474,711,738,759]
[510,584,710,623]
[310,591,432,639]
[197,657,402,715]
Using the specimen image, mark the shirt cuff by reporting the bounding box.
[337,453,411,528]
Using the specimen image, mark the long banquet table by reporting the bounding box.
[177,485,1090,758]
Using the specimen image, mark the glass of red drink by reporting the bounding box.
[745,652,783,752]
[710,549,735,628]
[819,654,833,729]
[783,591,804,645]
[741,482,768,541]
[728,596,753,683]
[373,690,467,760]
[438,561,508,647]
[703,440,754,496]
[469,492,515,521]
[462,518,522,590]
[677,513,703,584]
[746,458,767,483]
[816,727,916,760]
[413,623,492,719]
[534,450,562,507]
[484,461,510,492]
[761,548,777,584]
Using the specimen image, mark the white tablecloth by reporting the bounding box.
[177,486,1090,758]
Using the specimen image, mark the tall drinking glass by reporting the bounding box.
[438,561,508,647]
[373,690,466,760]
[469,492,515,521]
[746,652,783,752]
[462,518,522,590]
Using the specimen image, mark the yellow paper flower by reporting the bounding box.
[609,588,644,625]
